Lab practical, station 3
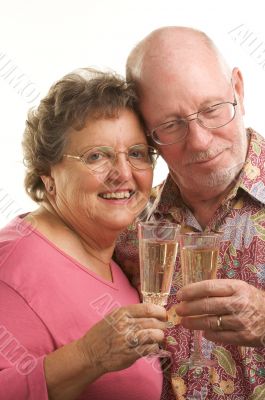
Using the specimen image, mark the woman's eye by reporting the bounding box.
[84,152,104,163]
[129,150,145,159]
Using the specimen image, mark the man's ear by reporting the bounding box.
[232,67,245,115]
[40,175,56,195]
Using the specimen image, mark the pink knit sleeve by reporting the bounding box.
[0,281,53,399]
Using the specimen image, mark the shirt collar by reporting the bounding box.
[234,128,265,206]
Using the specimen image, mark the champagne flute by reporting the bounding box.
[179,232,222,368]
[138,221,180,357]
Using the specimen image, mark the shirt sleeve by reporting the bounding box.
[0,280,54,400]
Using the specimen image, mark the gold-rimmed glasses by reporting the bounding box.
[63,144,159,173]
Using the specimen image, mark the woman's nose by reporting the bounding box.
[108,153,133,183]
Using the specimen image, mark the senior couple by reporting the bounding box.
[0,26,265,399]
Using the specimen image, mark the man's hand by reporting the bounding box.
[174,279,265,347]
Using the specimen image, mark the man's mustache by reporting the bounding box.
[185,147,229,164]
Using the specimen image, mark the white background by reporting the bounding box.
[0,0,265,227]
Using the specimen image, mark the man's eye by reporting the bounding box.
[161,120,184,132]
[202,105,224,117]
[204,108,218,115]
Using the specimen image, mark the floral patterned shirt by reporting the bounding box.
[115,129,265,399]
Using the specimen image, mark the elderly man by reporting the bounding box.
[115,26,265,399]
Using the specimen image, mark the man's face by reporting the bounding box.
[138,55,248,197]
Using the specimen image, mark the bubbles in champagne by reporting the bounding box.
[139,239,178,305]
[181,246,218,285]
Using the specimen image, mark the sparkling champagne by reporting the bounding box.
[181,246,218,285]
[139,239,178,305]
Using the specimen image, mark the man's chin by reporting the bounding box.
[191,167,241,189]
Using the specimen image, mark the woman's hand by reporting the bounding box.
[78,303,167,374]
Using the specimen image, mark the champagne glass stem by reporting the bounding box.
[192,330,203,362]
[184,329,216,368]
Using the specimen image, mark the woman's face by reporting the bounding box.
[49,109,154,235]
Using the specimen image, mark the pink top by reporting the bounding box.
[0,216,163,400]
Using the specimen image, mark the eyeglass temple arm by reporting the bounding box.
[63,154,81,160]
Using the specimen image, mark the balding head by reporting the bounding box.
[126,26,231,84]
[126,26,235,130]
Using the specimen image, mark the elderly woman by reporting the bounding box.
[0,69,167,400]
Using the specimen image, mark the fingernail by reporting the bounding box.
[166,321,174,328]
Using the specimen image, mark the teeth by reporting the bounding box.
[100,191,131,199]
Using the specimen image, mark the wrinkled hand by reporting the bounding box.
[174,279,265,347]
[79,303,167,374]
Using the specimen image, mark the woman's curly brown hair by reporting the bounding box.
[22,68,141,202]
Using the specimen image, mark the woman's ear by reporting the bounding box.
[232,67,245,115]
[40,176,56,195]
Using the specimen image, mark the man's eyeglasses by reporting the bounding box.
[149,86,238,146]
[63,144,159,173]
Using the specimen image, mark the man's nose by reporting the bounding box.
[186,118,213,150]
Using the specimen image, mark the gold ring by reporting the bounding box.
[217,315,222,329]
